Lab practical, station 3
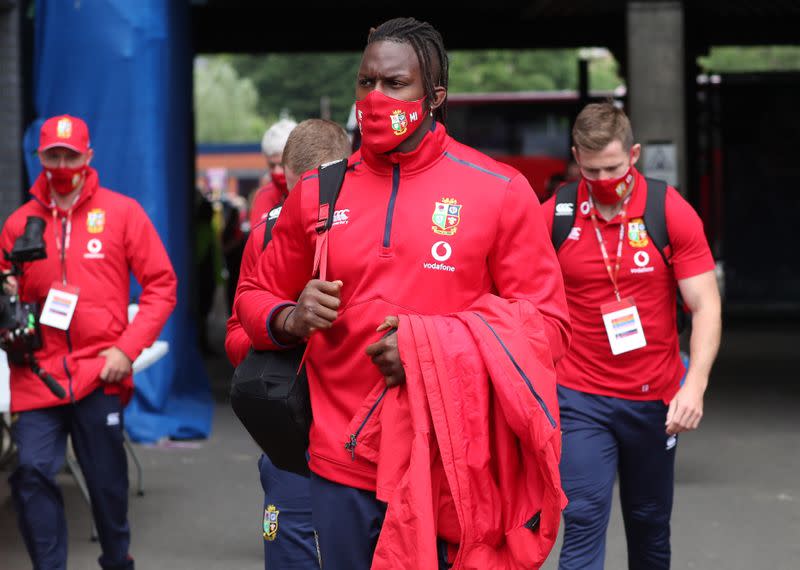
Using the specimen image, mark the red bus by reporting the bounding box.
[446,89,623,200]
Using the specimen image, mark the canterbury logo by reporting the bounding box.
[332,209,350,226]
[555,202,574,216]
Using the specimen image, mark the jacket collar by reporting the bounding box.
[30,167,100,213]
[359,121,449,177]
[576,167,647,222]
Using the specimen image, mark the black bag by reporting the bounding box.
[230,159,347,476]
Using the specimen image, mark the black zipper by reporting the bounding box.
[344,386,389,460]
[474,313,556,428]
[382,164,400,248]
[62,356,75,404]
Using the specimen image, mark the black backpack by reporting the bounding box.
[550,178,689,333]
[230,159,347,476]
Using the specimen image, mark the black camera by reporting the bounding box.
[1,216,65,398]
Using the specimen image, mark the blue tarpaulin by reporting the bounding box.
[27,0,213,441]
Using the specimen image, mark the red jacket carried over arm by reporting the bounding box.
[359,295,565,570]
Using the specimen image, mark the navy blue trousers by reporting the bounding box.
[257,454,318,569]
[557,385,676,570]
[9,388,133,570]
[310,472,451,570]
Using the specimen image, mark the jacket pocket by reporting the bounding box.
[68,303,125,351]
[344,380,388,464]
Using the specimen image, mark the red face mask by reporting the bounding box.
[44,166,86,196]
[355,90,426,154]
[271,170,288,194]
[585,168,634,205]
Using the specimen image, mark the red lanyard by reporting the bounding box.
[588,193,631,302]
[51,207,73,284]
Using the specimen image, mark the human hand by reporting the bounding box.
[665,379,705,435]
[2,275,18,295]
[99,346,133,383]
[284,279,344,338]
[366,316,404,387]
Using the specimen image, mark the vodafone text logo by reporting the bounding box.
[423,241,455,272]
[84,238,105,259]
[631,250,654,273]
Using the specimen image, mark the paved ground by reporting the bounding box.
[1,318,798,569]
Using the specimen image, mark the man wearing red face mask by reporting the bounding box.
[249,118,298,228]
[0,115,176,570]
[542,103,721,570]
[237,18,571,570]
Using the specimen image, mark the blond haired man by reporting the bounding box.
[543,102,721,569]
[226,118,351,570]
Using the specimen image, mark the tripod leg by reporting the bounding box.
[123,430,144,496]
[65,446,98,541]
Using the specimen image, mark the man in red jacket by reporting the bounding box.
[0,115,177,570]
[236,17,571,570]
[249,117,298,228]
[226,118,351,570]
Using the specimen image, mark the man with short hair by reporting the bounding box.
[0,114,177,570]
[543,102,721,569]
[237,17,571,569]
[226,118,352,570]
[249,117,298,227]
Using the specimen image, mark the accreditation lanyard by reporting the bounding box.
[587,193,631,303]
[51,207,74,285]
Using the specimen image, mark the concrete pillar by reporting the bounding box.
[627,1,686,192]
[0,1,23,222]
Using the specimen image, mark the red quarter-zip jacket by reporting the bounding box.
[236,123,571,491]
[0,168,177,412]
[350,295,565,570]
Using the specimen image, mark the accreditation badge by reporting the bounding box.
[601,296,647,355]
[39,282,80,331]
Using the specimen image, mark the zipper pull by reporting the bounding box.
[344,434,357,461]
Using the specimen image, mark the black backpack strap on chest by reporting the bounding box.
[551,181,579,251]
[260,158,348,251]
[641,178,669,265]
[315,159,347,234]
[262,205,282,250]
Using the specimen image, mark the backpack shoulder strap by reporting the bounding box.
[315,159,348,234]
[551,181,579,251]
[261,206,282,250]
[642,178,669,265]
[259,158,348,251]
[312,159,348,281]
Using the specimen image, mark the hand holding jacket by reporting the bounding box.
[366,316,403,387]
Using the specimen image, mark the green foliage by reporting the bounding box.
[196,49,624,142]
[449,50,579,92]
[194,58,270,143]
[699,46,800,73]
[228,53,362,125]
